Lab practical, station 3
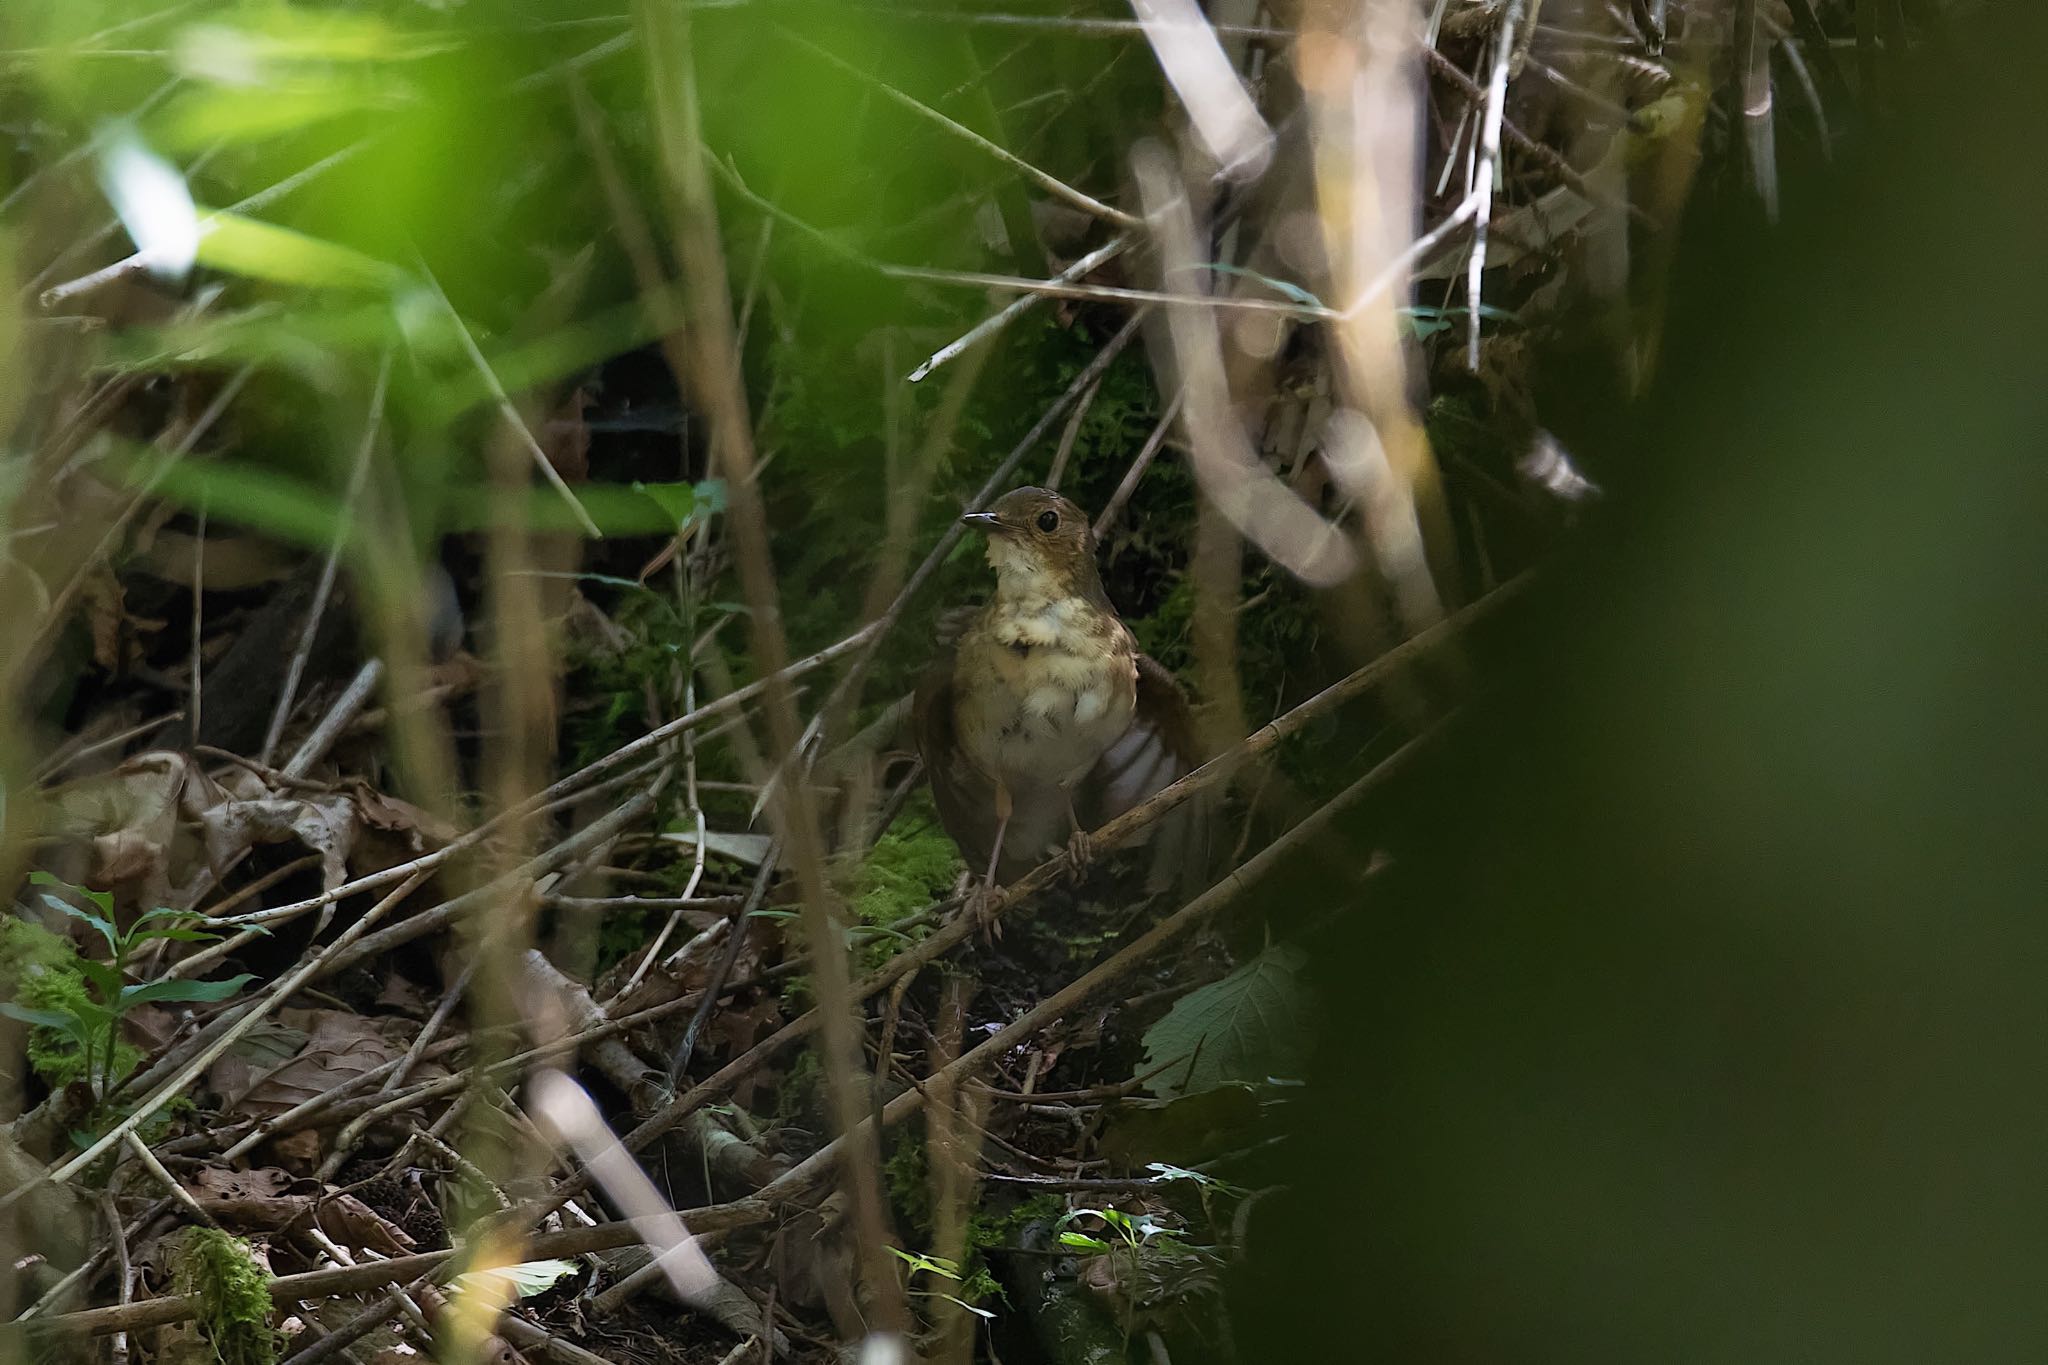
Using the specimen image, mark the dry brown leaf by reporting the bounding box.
[206,1020,310,1106]
[185,1165,415,1257]
[81,564,125,670]
[218,1009,437,1122]
[45,751,227,911]
[269,1128,322,1175]
[198,793,358,890]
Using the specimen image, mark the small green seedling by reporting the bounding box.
[886,1246,997,1322]
[2,873,254,1099]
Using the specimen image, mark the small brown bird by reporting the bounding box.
[914,487,1200,914]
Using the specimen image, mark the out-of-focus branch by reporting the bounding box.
[634,0,910,1338]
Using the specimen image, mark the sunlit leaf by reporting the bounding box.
[452,1259,580,1300]
[887,1247,962,1280]
[97,128,198,280]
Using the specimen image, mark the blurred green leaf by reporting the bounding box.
[196,210,403,291]
[631,479,696,529]
[128,453,345,550]
[442,482,709,539]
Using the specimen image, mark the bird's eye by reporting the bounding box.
[1036,509,1060,533]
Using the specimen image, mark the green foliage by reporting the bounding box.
[1,876,253,1101]
[0,916,124,1091]
[884,1132,931,1231]
[888,1244,998,1322]
[174,1228,278,1365]
[1137,944,1314,1099]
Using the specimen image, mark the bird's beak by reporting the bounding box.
[960,511,1003,531]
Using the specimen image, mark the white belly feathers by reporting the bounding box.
[954,594,1137,791]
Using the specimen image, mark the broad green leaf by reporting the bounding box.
[0,1002,81,1033]
[119,973,256,1008]
[75,960,124,1000]
[1056,1232,1110,1253]
[196,211,402,291]
[631,480,696,529]
[1137,943,1314,1099]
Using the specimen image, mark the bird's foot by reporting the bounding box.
[1062,828,1095,884]
[960,880,1005,942]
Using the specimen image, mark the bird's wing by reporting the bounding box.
[913,649,997,877]
[1084,653,1201,823]
[1083,653,1214,896]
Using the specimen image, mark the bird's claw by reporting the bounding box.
[961,881,1004,942]
[1062,828,1095,884]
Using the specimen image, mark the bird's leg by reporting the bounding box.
[965,779,1013,939]
[1060,787,1094,883]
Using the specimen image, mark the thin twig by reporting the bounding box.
[907,236,1129,383]
[261,352,390,764]
[1043,376,1101,493]
[1093,390,1185,540]
[426,268,602,538]
[641,0,909,1331]
[1468,0,1526,370]
[669,845,778,1083]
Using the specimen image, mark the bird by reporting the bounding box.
[913,486,1201,922]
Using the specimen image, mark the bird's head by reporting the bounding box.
[961,487,1101,599]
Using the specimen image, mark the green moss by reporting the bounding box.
[847,794,963,970]
[773,1047,824,1126]
[174,1228,277,1365]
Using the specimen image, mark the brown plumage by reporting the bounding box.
[914,487,1202,899]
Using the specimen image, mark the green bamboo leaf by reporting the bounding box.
[119,974,256,1008]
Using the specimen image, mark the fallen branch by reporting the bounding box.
[28,1202,772,1341]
